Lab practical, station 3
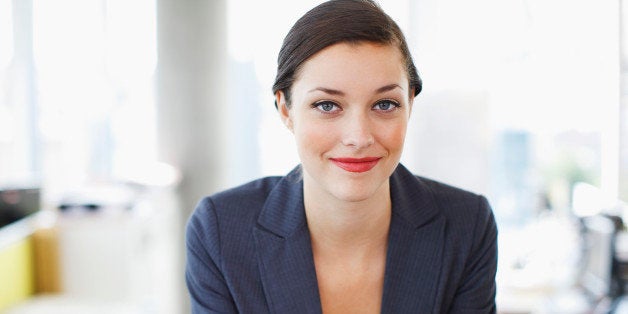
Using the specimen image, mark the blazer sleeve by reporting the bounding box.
[448,195,498,314]
[185,197,238,314]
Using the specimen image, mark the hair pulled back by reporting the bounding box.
[272,0,422,107]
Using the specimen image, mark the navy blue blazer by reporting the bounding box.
[186,164,497,313]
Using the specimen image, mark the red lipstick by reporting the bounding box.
[330,157,381,173]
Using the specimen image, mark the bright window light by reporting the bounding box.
[0,0,12,70]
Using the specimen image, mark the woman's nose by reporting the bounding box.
[341,113,375,149]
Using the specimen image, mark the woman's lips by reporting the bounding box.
[330,157,381,173]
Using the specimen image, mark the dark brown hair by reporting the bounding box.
[272,0,422,108]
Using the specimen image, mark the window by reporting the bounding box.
[0,0,158,203]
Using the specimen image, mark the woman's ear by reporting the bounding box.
[275,91,293,131]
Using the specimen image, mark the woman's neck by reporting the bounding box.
[303,177,392,254]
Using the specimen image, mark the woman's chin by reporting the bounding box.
[327,181,387,204]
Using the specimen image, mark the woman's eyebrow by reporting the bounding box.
[308,84,402,95]
[376,84,402,93]
[308,87,345,96]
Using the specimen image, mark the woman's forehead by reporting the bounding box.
[294,42,408,91]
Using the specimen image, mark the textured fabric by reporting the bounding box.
[185,164,498,313]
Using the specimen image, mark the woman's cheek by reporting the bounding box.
[294,121,330,157]
[378,120,407,149]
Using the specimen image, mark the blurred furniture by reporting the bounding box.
[0,212,62,307]
[578,214,619,312]
[0,188,40,229]
[496,213,626,314]
[0,216,37,310]
[0,184,181,314]
[531,214,628,314]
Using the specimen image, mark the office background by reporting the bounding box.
[0,0,627,313]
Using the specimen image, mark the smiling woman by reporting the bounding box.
[185,0,497,313]
[279,43,412,206]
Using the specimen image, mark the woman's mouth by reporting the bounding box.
[329,157,381,173]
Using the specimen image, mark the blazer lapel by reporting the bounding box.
[253,165,445,313]
[381,165,446,314]
[254,168,322,314]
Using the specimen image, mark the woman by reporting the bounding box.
[185,0,497,313]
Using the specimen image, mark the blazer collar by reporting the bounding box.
[383,164,446,313]
[256,166,306,238]
[256,164,439,235]
[389,163,440,228]
[254,164,445,313]
[254,166,322,313]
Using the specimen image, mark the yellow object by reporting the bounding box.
[33,227,61,293]
[0,237,35,311]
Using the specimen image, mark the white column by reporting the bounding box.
[621,0,628,201]
[156,0,228,214]
[10,0,39,181]
[155,0,227,312]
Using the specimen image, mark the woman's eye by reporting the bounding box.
[373,100,400,112]
[314,101,340,113]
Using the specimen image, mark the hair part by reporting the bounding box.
[272,0,422,108]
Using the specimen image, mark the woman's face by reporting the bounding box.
[277,42,413,203]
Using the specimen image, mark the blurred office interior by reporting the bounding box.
[0,0,627,313]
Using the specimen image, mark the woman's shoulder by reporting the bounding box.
[213,176,284,203]
[413,177,497,254]
[394,164,488,210]
[415,175,478,200]
[391,165,495,236]
[185,175,291,256]
[417,175,493,221]
[388,163,493,230]
[192,175,284,219]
